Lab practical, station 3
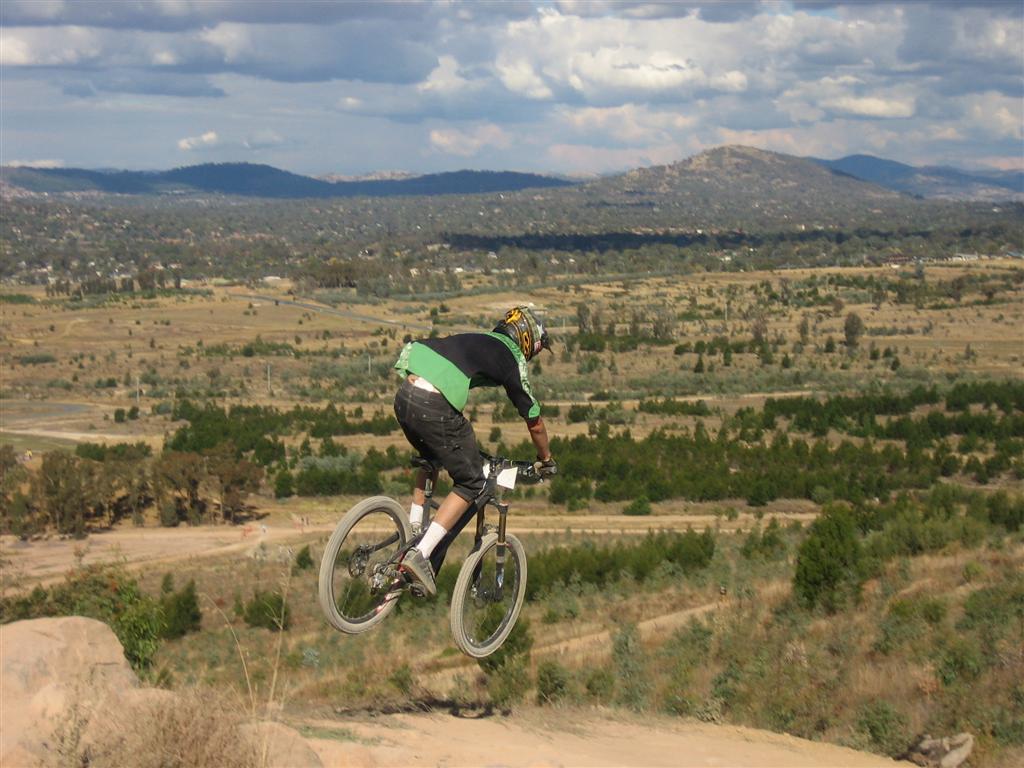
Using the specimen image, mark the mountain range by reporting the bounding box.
[0,163,573,199]
[1,148,1020,203]
[812,155,1023,202]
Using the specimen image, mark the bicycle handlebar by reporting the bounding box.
[480,453,545,485]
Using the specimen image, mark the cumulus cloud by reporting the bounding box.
[1,2,1021,174]
[823,95,916,119]
[429,124,511,156]
[178,130,219,151]
[558,103,696,145]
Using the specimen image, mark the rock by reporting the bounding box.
[939,733,974,768]
[0,616,139,766]
[241,721,323,768]
[905,732,975,768]
[2,616,324,768]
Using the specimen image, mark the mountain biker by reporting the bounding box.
[392,305,557,596]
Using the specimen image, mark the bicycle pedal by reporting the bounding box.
[410,584,427,598]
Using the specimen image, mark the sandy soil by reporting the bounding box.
[300,708,900,768]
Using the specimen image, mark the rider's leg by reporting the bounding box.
[415,492,471,558]
[409,467,436,533]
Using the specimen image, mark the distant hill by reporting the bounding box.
[813,154,1024,202]
[0,162,574,199]
[559,145,908,229]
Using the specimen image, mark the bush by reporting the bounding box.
[793,504,864,613]
[243,591,290,631]
[0,565,164,670]
[536,660,571,705]
[857,701,910,757]
[486,656,531,708]
[293,544,314,572]
[612,623,649,711]
[160,579,201,639]
[274,469,295,498]
[623,496,652,516]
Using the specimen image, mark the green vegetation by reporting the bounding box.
[0,565,163,670]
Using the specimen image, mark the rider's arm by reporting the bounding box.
[526,416,552,461]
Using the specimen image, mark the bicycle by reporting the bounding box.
[317,453,544,658]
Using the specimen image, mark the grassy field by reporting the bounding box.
[2,259,1022,765]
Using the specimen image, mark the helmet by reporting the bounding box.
[495,305,550,360]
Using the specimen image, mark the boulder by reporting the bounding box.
[1,616,323,768]
[0,615,139,766]
[905,733,975,768]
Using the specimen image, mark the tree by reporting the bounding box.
[205,444,263,523]
[793,504,864,612]
[33,451,88,537]
[154,452,205,524]
[274,468,295,499]
[844,312,864,351]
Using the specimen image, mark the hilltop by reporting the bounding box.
[564,145,907,229]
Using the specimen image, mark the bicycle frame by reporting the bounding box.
[416,455,523,600]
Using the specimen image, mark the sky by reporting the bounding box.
[1,1,1021,177]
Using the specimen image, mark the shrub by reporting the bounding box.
[160,579,201,639]
[274,469,295,498]
[857,701,910,757]
[536,660,571,705]
[243,591,290,631]
[0,565,164,670]
[612,623,649,711]
[478,614,533,675]
[584,667,615,701]
[486,656,530,709]
[623,496,652,516]
[793,504,864,613]
[293,544,314,572]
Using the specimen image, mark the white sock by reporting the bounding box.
[409,503,424,528]
[416,522,447,559]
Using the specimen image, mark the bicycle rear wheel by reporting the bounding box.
[318,496,411,634]
[449,532,527,658]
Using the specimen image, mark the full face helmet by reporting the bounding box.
[495,305,550,360]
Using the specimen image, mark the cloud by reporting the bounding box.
[0,0,433,31]
[822,95,916,119]
[6,158,65,168]
[177,130,219,151]
[558,103,697,145]
[429,124,511,157]
[242,129,289,150]
[963,92,1024,140]
[1,2,1021,175]
[62,71,225,98]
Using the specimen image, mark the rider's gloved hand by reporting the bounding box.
[534,456,558,478]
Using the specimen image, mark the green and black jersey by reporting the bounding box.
[394,332,541,420]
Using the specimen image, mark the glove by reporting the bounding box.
[534,457,558,478]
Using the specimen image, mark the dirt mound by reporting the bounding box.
[302,709,900,767]
[0,616,320,768]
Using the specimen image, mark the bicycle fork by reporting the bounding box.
[472,492,510,603]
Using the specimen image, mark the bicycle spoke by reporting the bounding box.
[330,509,406,624]
[457,541,523,652]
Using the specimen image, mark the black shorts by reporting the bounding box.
[393,379,484,502]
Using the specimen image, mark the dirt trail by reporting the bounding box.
[0,511,805,592]
[299,708,899,767]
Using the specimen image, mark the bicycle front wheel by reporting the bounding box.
[318,496,411,634]
[449,532,528,658]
